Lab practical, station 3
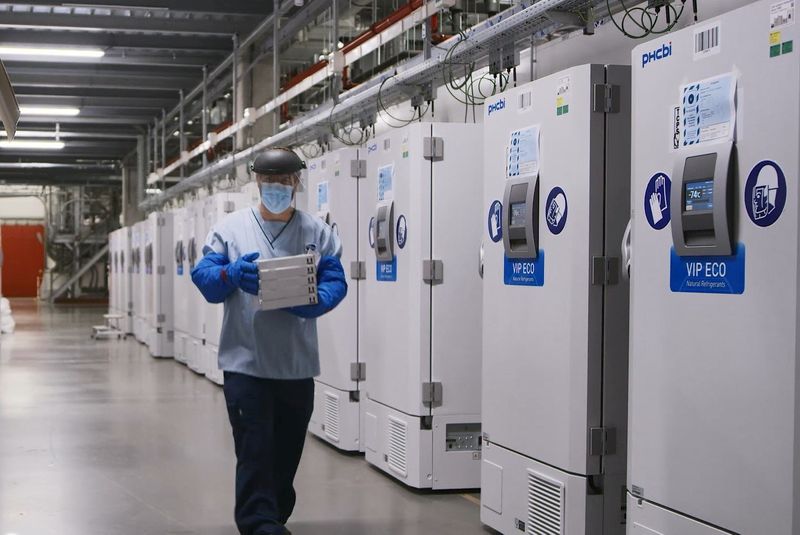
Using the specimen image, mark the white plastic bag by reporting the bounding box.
[0,297,15,334]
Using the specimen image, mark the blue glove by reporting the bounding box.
[288,255,348,318]
[192,251,260,303]
[224,252,260,295]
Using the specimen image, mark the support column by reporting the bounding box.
[232,33,240,151]
[332,0,341,104]
[134,134,146,221]
[161,109,166,191]
[273,7,280,129]
[202,65,209,167]
[179,89,185,179]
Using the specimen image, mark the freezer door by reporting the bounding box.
[361,125,432,417]
[311,148,361,393]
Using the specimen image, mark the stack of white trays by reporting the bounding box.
[258,253,319,311]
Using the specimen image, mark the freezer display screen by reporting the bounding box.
[510,202,527,227]
[684,179,714,212]
[377,220,388,238]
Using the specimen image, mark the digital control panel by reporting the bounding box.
[375,201,394,261]
[502,176,539,259]
[671,141,735,256]
[684,179,714,212]
[510,202,527,227]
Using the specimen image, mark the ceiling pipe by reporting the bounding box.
[153,0,304,131]
[141,0,612,209]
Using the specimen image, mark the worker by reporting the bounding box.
[190,148,347,535]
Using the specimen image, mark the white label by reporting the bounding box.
[679,73,737,147]
[672,105,681,150]
[507,125,540,179]
[693,22,721,60]
[771,0,795,29]
[518,91,532,111]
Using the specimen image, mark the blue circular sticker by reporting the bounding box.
[488,200,503,243]
[644,173,671,230]
[545,187,568,234]
[368,217,375,248]
[745,160,786,227]
[396,215,408,249]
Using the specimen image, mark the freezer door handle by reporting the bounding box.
[478,241,485,279]
[621,219,632,282]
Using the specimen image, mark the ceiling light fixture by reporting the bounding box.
[0,46,105,59]
[0,140,65,150]
[1,130,56,138]
[19,106,80,117]
[63,3,169,11]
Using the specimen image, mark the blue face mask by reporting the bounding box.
[260,183,294,214]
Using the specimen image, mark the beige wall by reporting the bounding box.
[0,197,45,220]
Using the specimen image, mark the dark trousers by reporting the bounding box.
[223,372,315,535]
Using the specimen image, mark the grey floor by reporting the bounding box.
[0,300,488,535]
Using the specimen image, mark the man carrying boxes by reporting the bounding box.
[191,148,347,535]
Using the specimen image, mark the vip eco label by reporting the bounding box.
[669,244,745,294]
[503,253,545,287]
[376,257,397,282]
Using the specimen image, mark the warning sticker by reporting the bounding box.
[507,125,540,178]
[771,1,795,29]
[680,73,737,147]
[377,164,394,201]
[555,76,570,116]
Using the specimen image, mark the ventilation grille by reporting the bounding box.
[526,470,565,535]
[387,416,408,478]
[323,392,340,443]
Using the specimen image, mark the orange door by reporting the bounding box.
[1,225,45,297]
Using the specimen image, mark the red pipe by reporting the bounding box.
[341,0,423,55]
[164,121,232,167]
[281,60,329,92]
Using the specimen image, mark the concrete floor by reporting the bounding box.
[0,300,488,535]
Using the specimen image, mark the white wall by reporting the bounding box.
[0,197,46,220]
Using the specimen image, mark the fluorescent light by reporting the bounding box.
[0,46,105,59]
[1,130,56,138]
[145,188,163,195]
[172,130,179,137]
[0,140,65,149]
[187,120,193,126]
[19,106,80,117]
[0,162,60,168]
[63,4,168,11]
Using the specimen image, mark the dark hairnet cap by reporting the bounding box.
[249,149,306,175]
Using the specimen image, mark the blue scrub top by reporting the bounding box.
[204,206,342,380]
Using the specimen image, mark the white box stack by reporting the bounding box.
[257,253,318,311]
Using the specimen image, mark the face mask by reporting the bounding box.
[260,183,294,214]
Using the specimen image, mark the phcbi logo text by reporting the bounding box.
[367,143,378,153]
[642,42,672,68]
[487,98,506,116]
